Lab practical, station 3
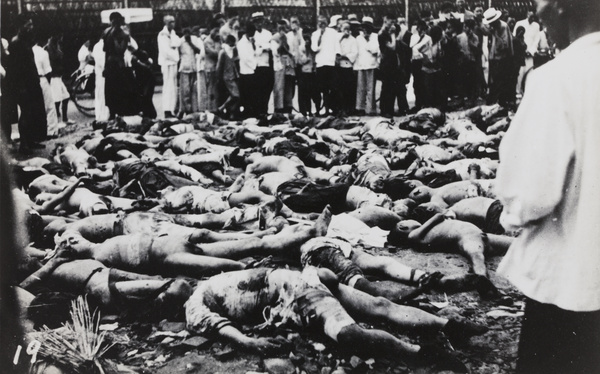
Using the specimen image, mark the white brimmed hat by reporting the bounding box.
[482,7,502,24]
[329,15,342,27]
[361,16,374,25]
[251,11,265,19]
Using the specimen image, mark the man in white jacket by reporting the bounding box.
[354,17,379,115]
[157,15,181,118]
[311,15,341,115]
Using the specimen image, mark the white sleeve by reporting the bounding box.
[496,69,575,229]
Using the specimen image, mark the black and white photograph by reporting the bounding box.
[1,0,598,372]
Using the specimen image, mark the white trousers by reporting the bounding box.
[39,77,59,136]
[161,64,178,113]
[95,68,110,121]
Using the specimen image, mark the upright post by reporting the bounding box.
[315,0,320,21]
[405,0,409,25]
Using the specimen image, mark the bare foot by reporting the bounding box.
[311,205,332,237]
[229,174,246,193]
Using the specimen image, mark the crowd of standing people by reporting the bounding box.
[148,1,554,120]
[0,1,554,154]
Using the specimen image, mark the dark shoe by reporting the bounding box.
[164,111,175,118]
[30,142,45,149]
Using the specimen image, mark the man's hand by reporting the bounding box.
[246,336,290,355]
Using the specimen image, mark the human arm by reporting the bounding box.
[408,213,446,241]
[366,35,380,55]
[496,69,574,230]
[217,325,289,354]
[37,177,89,215]
[311,31,321,53]
[19,252,73,291]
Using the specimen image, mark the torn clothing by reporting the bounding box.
[185,268,355,341]
[300,237,364,287]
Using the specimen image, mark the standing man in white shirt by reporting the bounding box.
[157,15,181,118]
[513,11,539,97]
[251,12,273,116]
[354,17,379,115]
[237,23,258,118]
[287,16,305,109]
[496,0,600,372]
[337,21,357,116]
[311,15,341,115]
[32,36,58,137]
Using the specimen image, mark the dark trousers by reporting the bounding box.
[316,66,337,114]
[411,60,424,109]
[380,75,408,116]
[422,70,446,109]
[337,67,355,115]
[239,73,257,118]
[297,71,321,116]
[458,60,478,100]
[17,90,47,144]
[488,58,515,106]
[254,66,273,115]
[517,298,600,374]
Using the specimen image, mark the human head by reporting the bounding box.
[109,11,124,27]
[224,34,236,47]
[408,185,433,204]
[317,15,328,29]
[164,15,175,31]
[534,0,600,49]
[507,17,516,31]
[290,16,301,32]
[482,7,502,27]
[430,25,444,44]
[229,16,240,30]
[277,19,290,34]
[251,11,265,30]
[416,20,428,35]
[387,220,422,246]
[329,15,342,29]
[362,16,374,35]
[440,1,455,20]
[245,22,256,38]
[526,10,535,22]
[456,0,467,12]
[383,14,395,29]
[213,12,226,27]
[340,21,351,36]
[474,6,484,19]
[209,27,220,41]
[411,202,445,223]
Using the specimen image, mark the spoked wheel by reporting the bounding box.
[71,72,96,118]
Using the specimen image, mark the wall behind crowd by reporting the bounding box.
[1,0,534,80]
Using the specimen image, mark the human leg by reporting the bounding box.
[284,74,295,113]
[162,65,178,116]
[459,237,488,277]
[197,205,331,259]
[355,70,367,112]
[379,78,394,116]
[517,298,600,374]
[163,252,244,277]
[297,72,311,115]
[273,69,285,112]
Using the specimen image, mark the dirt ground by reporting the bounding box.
[7,110,523,374]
